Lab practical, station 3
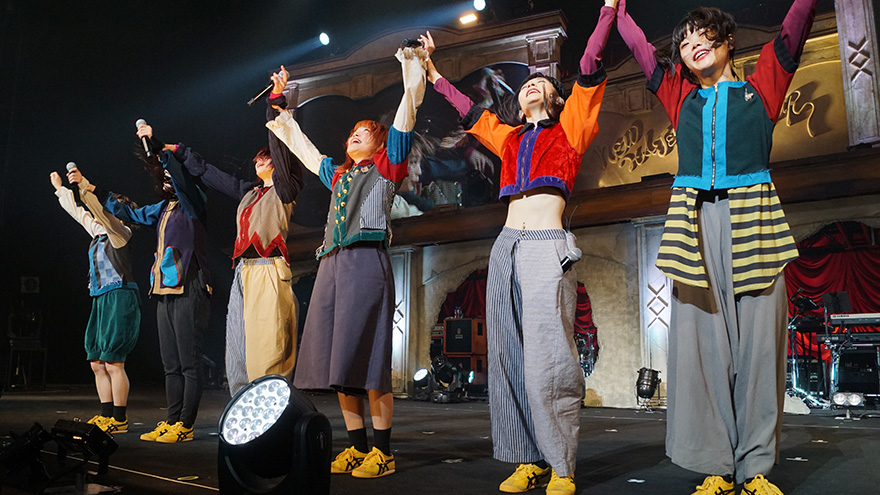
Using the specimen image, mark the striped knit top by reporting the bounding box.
[657,184,799,294]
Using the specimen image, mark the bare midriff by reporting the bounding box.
[505,187,565,230]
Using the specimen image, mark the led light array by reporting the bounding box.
[222,378,291,445]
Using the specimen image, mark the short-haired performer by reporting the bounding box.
[267,44,426,479]
[51,167,140,435]
[615,0,817,493]
[419,1,617,493]
[167,86,305,397]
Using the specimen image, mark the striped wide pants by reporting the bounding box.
[225,257,298,396]
[486,227,583,477]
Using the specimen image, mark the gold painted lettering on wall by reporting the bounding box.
[597,120,677,172]
[780,90,820,138]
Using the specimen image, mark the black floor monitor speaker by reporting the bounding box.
[837,348,880,395]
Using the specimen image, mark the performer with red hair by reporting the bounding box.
[268,45,426,479]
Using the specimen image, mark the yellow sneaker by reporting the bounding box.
[692,475,735,495]
[155,422,193,443]
[86,415,109,426]
[742,474,783,495]
[546,469,575,495]
[351,447,395,478]
[330,446,369,474]
[101,417,128,434]
[140,421,171,442]
[499,463,551,493]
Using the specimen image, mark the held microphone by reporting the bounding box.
[560,246,582,273]
[65,161,82,203]
[135,119,153,157]
[247,83,274,107]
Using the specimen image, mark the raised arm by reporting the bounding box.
[170,143,255,200]
[67,169,132,248]
[780,0,818,62]
[384,45,427,174]
[579,1,619,75]
[616,0,659,79]
[421,31,514,159]
[749,0,818,122]
[265,67,328,183]
[135,123,207,220]
[265,69,305,204]
[51,171,104,239]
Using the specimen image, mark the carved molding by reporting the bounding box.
[835,0,880,145]
[282,11,567,104]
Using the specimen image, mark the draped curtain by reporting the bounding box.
[783,222,880,359]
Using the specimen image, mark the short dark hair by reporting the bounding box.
[665,7,737,84]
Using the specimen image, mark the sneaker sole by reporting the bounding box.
[499,484,548,493]
[351,468,395,479]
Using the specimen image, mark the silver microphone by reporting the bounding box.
[66,161,77,172]
[560,247,582,273]
[135,118,153,157]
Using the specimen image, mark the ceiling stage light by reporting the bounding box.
[218,375,332,494]
[473,0,486,11]
[460,13,478,24]
[319,32,330,46]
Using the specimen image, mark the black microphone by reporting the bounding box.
[560,247,582,273]
[135,119,153,157]
[65,161,82,203]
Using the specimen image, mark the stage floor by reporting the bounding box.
[1,386,878,494]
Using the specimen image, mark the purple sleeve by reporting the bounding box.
[779,0,818,62]
[579,6,616,75]
[616,0,658,79]
[432,77,475,119]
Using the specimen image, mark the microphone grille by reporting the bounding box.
[568,247,582,261]
[66,162,77,171]
[135,118,147,128]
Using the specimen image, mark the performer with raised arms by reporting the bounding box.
[615,0,817,493]
[419,1,616,492]
[267,44,427,478]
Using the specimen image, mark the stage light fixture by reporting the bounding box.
[431,355,465,403]
[218,375,332,494]
[319,32,330,46]
[635,368,661,411]
[0,422,51,474]
[51,419,117,475]
[413,368,430,389]
[473,0,486,11]
[832,391,864,408]
[412,368,432,401]
[460,13,478,24]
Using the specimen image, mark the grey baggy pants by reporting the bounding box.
[667,195,788,483]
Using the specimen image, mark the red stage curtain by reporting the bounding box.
[784,222,880,359]
[437,270,488,321]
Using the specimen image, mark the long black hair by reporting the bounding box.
[134,137,176,200]
[657,7,738,85]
